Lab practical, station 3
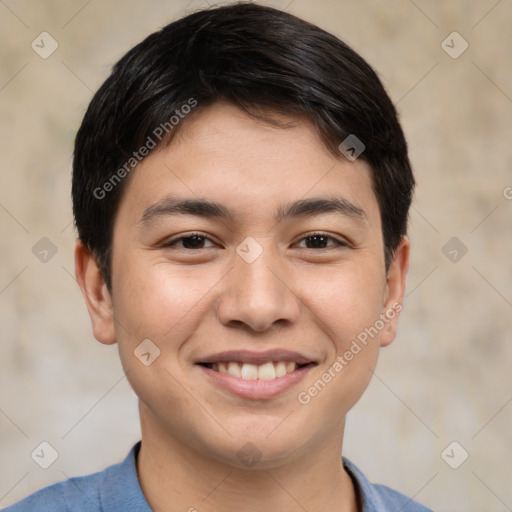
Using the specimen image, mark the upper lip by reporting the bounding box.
[196,349,317,366]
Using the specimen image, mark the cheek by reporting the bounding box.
[301,260,385,344]
[113,254,215,338]
[111,260,206,413]
[299,260,384,409]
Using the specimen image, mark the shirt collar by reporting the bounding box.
[100,443,387,512]
[99,442,152,511]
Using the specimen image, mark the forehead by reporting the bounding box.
[115,102,381,229]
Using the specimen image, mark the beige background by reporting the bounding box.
[1,0,511,510]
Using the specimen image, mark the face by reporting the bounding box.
[76,102,409,469]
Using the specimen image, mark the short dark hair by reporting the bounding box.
[72,1,414,292]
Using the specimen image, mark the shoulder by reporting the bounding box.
[369,483,433,511]
[2,471,106,512]
[343,457,433,512]
[3,443,150,512]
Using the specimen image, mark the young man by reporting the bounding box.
[6,2,432,511]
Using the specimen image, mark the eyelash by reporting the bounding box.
[160,232,348,250]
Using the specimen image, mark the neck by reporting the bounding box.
[136,406,358,512]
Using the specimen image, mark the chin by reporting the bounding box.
[206,427,311,470]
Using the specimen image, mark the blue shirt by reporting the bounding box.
[4,442,432,511]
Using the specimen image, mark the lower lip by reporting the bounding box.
[197,364,315,400]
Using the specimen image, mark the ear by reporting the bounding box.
[74,239,117,345]
[379,236,410,347]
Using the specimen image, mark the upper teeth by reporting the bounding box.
[212,361,298,380]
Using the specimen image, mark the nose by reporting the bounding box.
[215,244,301,333]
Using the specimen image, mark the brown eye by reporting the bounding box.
[161,233,215,249]
[296,233,346,249]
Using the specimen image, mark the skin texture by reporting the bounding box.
[75,102,410,512]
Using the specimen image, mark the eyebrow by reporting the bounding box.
[138,195,368,228]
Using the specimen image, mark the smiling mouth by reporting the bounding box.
[198,361,314,380]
